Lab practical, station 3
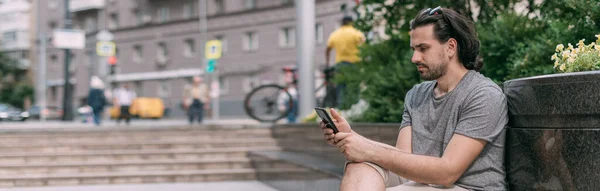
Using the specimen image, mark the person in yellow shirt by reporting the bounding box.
[325,16,365,107]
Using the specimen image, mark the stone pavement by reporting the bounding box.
[0,181,278,191]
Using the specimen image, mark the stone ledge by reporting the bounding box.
[250,150,343,179]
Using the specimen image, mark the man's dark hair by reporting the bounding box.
[342,16,353,25]
[410,7,483,71]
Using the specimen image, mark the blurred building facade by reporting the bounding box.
[0,0,32,72]
[36,0,353,117]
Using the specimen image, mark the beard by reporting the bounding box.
[417,61,447,81]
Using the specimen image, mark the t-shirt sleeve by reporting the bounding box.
[454,87,508,143]
[400,88,414,129]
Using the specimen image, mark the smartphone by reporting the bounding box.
[315,107,339,134]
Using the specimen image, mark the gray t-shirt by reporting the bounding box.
[400,70,507,190]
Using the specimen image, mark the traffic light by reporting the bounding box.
[108,56,117,75]
[206,59,216,73]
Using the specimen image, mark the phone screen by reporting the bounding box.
[315,107,339,133]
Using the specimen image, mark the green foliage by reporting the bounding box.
[338,0,600,122]
[0,52,33,108]
[335,39,420,122]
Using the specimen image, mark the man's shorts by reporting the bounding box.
[345,161,468,191]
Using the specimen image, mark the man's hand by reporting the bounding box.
[320,108,351,146]
[334,132,376,162]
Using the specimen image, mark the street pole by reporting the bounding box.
[35,0,47,121]
[295,0,316,118]
[198,0,219,120]
[62,0,74,121]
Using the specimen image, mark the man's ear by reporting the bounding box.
[446,38,458,58]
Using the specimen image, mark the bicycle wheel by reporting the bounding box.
[244,84,294,122]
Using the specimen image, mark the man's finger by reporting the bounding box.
[330,108,348,125]
[333,132,351,143]
[335,138,348,148]
[338,145,346,153]
[320,121,326,128]
[322,128,334,135]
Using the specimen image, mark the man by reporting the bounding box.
[113,83,136,125]
[325,16,365,107]
[321,7,508,190]
[183,76,210,124]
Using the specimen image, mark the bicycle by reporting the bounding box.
[243,66,337,122]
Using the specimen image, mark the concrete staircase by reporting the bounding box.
[0,126,310,187]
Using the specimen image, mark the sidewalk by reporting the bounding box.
[0,181,278,191]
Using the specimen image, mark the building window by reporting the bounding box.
[184,39,195,57]
[245,0,256,9]
[158,6,170,23]
[243,74,260,93]
[50,87,57,102]
[182,2,193,19]
[215,35,227,53]
[84,17,97,33]
[49,21,58,31]
[243,32,258,51]
[134,9,144,26]
[219,76,228,95]
[215,0,225,14]
[279,27,295,47]
[48,0,59,9]
[316,23,324,43]
[157,80,170,98]
[133,45,143,63]
[50,54,58,68]
[157,42,168,58]
[2,31,16,42]
[108,13,119,30]
[135,81,143,96]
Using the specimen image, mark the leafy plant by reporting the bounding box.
[551,35,600,72]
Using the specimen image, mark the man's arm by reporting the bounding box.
[325,47,332,68]
[335,132,485,187]
[370,133,486,187]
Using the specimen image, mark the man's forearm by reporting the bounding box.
[369,144,456,187]
[325,47,332,67]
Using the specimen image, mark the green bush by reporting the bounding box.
[335,38,420,122]
[0,52,33,108]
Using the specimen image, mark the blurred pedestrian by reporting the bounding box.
[325,16,365,108]
[87,76,107,126]
[113,83,136,125]
[183,76,210,124]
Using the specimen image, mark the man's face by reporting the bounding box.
[193,77,202,84]
[123,83,129,89]
[410,25,449,80]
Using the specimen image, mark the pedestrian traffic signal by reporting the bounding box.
[206,59,216,73]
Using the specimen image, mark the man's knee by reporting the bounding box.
[342,162,386,191]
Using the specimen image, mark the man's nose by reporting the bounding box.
[411,51,422,64]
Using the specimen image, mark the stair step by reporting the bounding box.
[0,131,274,144]
[0,158,302,175]
[0,139,279,153]
[0,147,281,164]
[0,168,311,187]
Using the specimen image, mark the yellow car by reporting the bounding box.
[110,97,165,119]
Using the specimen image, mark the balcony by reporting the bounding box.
[70,0,105,12]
